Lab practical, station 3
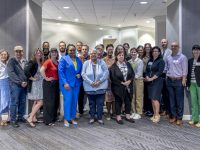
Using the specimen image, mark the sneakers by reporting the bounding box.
[97,120,104,125]
[89,119,95,124]
[130,113,141,119]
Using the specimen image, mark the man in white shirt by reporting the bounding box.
[58,41,67,60]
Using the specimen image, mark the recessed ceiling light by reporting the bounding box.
[57,16,62,19]
[56,23,61,25]
[74,18,79,22]
[146,20,150,23]
[99,28,103,30]
[118,24,121,27]
[63,6,70,9]
[140,1,148,4]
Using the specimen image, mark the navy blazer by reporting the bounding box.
[145,57,165,78]
[58,55,82,88]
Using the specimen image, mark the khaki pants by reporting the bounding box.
[132,79,144,114]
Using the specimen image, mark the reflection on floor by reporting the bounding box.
[0,114,200,150]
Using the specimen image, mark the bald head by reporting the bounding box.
[161,39,168,49]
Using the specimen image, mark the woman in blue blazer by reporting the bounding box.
[58,44,82,127]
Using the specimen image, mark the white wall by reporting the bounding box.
[42,20,119,50]
[42,20,155,50]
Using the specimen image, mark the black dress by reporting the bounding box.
[145,57,165,100]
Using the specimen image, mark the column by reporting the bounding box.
[0,0,42,59]
[154,16,166,46]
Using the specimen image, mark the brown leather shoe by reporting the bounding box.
[169,117,176,123]
[176,119,183,126]
[160,111,166,116]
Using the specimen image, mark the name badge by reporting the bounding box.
[196,62,200,66]
[148,62,153,66]
[173,60,179,63]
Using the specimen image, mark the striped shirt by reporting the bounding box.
[191,60,196,83]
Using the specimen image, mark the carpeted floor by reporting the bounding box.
[0,114,199,150]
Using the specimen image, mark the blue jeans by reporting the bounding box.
[88,94,104,120]
[167,79,184,120]
[10,83,27,122]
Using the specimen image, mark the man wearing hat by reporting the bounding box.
[7,45,27,128]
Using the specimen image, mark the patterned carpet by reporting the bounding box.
[0,115,199,150]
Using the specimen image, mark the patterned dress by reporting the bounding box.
[104,57,115,102]
[28,67,43,100]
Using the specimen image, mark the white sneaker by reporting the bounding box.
[133,114,141,119]
[130,113,136,119]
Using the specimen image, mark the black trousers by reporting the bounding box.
[78,85,85,114]
[143,82,153,112]
[160,77,170,114]
[115,90,131,115]
[43,80,59,124]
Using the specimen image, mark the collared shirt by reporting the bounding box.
[17,58,27,70]
[117,62,128,81]
[165,52,188,78]
[58,52,66,61]
[128,57,144,79]
[162,48,172,63]
[0,61,8,79]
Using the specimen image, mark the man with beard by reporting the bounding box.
[58,41,67,60]
[42,41,50,61]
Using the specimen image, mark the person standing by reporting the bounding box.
[78,44,90,116]
[160,39,172,116]
[82,49,109,125]
[129,48,144,120]
[42,41,50,61]
[165,42,188,125]
[7,46,27,128]
[0,49,11,126]
[143,43,153,117]
[144,46,165,123]
[110,46,135,124]
[58,41,67,60]
[187,45,200,128]
[40,48,59,126]
[58,44,82,127]
[104,44,115,120]
[24,49,44,127]
[76,41,83,57]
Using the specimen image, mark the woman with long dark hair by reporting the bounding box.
[144,46,165,123]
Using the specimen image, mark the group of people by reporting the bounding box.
[0,39,200,128]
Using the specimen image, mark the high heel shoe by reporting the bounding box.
[152,115,160,123]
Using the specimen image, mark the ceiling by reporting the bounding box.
[42,0,174,28]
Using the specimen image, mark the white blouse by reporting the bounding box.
[0,61,8,79]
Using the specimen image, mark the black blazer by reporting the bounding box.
[110,62,135,100]
[24,60,38,92]
[187,57,200,87]
[145,57,165,78]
